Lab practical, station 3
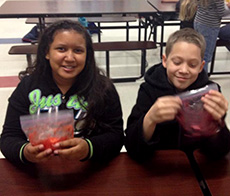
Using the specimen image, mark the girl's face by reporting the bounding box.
[162,41,204,91]
[46,30,87,85]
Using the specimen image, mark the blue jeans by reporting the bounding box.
[194,22,220,72]
[219,24,230,41]
[218,24,230,51]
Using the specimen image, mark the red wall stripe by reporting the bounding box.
[0,76,20,88]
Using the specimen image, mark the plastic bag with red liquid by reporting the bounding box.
[176,83,220,138]
[20,110,74,150]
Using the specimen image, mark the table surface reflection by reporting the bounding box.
[0,0,156,18]
[194,150,230,196]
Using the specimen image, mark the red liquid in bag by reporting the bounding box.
[176,84,220,138]
[20,110,75,150]
[177,99,219,137]
[28,124,74,150]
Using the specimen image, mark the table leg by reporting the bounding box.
[38,17,46,34]
[185,151,212,196]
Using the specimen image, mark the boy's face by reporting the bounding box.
[162,41,204,91]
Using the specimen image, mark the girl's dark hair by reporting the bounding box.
[35,19,97,81]
[23,20,113,129]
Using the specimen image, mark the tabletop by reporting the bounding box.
[0,0,156,18]
[194,150,230,196]
[0,151,202,196]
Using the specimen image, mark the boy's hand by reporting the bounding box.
[143,96,182,141]
[201,90,228,121]
[53,138,89,161]
[147,96,182,124]
[23,143,53,163]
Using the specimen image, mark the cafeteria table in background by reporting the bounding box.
[0,0,158,82]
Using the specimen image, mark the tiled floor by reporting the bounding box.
[0,0,230,158]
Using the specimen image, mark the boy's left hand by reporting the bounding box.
[201,90,228,121]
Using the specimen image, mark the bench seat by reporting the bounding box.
[8,41,157,83]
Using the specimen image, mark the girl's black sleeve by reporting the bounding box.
[1,79,30,165]
[88,83,124,162]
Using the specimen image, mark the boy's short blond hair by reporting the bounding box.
[165,28,206,60]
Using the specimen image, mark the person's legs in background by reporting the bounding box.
[219,24,230,51]
[194,22,219,73]
[219,24,230,40]
[22,25,39,42]
[78,17,101,35]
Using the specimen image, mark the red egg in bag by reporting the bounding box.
[176,84,220,138]
[20,110,74,150]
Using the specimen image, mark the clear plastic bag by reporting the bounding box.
[176,83,220,138]
[20,110,74,150]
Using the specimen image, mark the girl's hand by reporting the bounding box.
[201,90,228,121]
[53,138,89,161]
[23,143,53,163]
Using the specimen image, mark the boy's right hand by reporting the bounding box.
[147,96,182,124]
[23,143,53,163]
[143,96,182,141]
